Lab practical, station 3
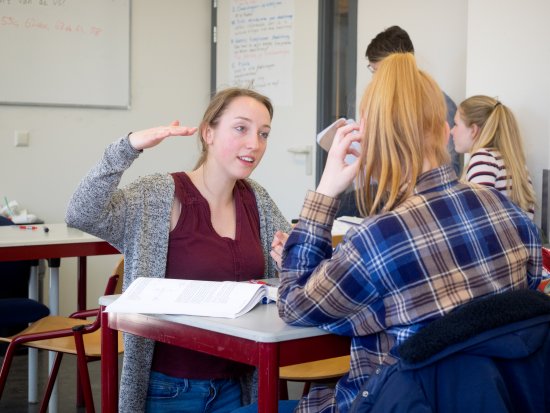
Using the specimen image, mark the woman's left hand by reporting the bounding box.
[270,230,289,268]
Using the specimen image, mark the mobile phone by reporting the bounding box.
[316,118,352,151]
[317,118,360,164]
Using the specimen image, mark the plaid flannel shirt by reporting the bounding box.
[278,164,541,413]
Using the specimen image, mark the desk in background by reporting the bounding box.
[332,216,362,247]
[100,298,350,413]
[0,223,119,409]
[0,223,119,313]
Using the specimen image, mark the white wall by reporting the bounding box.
[466,0,550,224]
[357,0,550,228]
[357,0,468,112]
[0,0,211,315]
[2,0,549,315]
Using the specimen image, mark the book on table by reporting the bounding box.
[105,277,279,318]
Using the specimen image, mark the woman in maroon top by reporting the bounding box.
[122,88,290,412]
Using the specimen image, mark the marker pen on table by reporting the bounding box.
[249,279,276,287]
[19,225,38,230]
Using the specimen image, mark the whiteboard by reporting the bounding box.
[0,0,130,109]
[215,0,318,220]
[217,0,295,106]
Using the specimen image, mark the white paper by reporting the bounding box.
[336,216,363,226]
[332,220,355,237]
[229,0,294,106]
[106,277,276,318]
[332,216,363,236]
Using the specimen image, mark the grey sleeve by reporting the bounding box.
[65,136,141,251]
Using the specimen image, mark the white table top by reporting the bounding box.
[0,223,103,247]
[100,294,330,343]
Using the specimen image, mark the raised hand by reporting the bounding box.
[128,120,198,151]
[316,119,363,198]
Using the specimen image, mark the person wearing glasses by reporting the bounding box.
[365,25,460,176]
[334,25,462,218]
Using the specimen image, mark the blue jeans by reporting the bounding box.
[232,400,299,413]
[145,371,242,413]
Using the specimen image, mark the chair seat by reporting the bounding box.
[0,316,124,356]
[280,355,350,381]
[0,256,125,413]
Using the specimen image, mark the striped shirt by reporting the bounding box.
[278,164,541,413]
[466,148,534,219]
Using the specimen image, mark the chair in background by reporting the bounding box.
[537,247,550,293]
[0,216,50,354]
[543,247,550,268]
[279,355,350,399]
[0,277,49,407]
[0,257,125,413]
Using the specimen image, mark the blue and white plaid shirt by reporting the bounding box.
[278,164,541,413]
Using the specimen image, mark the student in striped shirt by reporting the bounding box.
[451,95,536,219]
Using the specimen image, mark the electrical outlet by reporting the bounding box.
[14,130,30,147]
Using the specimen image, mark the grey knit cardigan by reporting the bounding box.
[65,136,291,413]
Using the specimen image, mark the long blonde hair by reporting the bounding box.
[458,95,535,212]
[355,53,449,216]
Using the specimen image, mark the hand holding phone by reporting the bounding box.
[317,118,361,164]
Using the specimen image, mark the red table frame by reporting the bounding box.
[0,225,119,408]
[0,240,118,311]
[101,310,350,413]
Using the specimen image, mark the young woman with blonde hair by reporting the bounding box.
[261,53,541,413]
[66,87,290,413]
[452,95,536,219]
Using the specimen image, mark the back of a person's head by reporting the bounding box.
[459,95,525,159]
[459,95,514,150]
[459,95,535,210]
[356,53,448,215]
[366,25,415,63]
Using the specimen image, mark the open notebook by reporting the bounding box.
[105,277,279,318]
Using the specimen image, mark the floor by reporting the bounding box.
[0,349,112,413]
[0,350,305,412]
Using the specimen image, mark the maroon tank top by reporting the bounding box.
[151,173,264,379]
